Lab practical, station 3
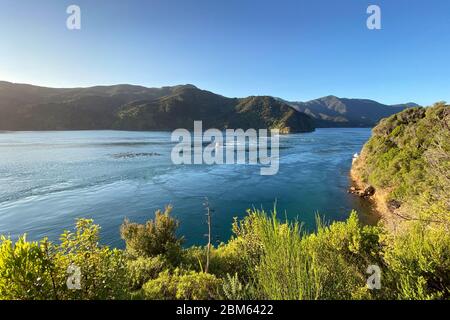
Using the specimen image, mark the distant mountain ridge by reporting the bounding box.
[0,81,415,131]
[281,96,419,127]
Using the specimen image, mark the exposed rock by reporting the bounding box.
[363,186,375,197]
[387,199,402,212]
[348,185,375,198]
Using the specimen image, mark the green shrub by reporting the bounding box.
[142,269,222,300]
[182,242,248,278]
[230,209,387,300]
[0,219,128,300]
[127,256,167,290]
[56,219,128,300]
[222,273,251,300]
[141,270,176,299]
[209,241,248,278]
[179,246,205,272]
[383,223,450,299]
[120,206,183,263]
[250,210,319,300]
[303,213,385,299]
[0,236,58,300]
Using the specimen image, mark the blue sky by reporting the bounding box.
[1,0,449,105]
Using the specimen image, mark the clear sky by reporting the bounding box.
[1,0,449,105]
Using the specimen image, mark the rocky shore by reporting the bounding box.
[347,185,375,199]
[349,150,405,231]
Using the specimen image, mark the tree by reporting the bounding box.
[120,206,183,261]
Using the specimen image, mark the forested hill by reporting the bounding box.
[0,81,415,131]
[0,81,313,133]
[351,103,450,227]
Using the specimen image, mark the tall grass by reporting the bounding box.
[249,210,323,299]
[244,209,380,300]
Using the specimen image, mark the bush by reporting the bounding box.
[127,256,167,290]
[231,209,386,300]
[383,223,450,299]
[0,236,58,300]
[302,213,385,299]
[208,241,248,278]
[55,219,128,300]
[120,206,183,263]
[142,269,222,300]
[181,242,248,278]
[222,273,251,300]
[0,219,128,300]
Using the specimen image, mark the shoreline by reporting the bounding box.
[349,157,402,231]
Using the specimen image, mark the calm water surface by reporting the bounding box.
[0,129,377,247]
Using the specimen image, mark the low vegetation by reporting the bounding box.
[0,206,448,300]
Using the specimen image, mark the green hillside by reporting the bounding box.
[352,103,449,226]
[0,81,314,133]
[0,81,415,132]
[116,87,314,132]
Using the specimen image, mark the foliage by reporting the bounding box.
[1,209,449,300]
[0,236,57,300]
[127,256,167,290]
[1,81,316,132]
[180,242,248,278]
[222,273,251,300]
[0,219,128,300]
[383,223,450,299]
[1,81,410,131]
[354,103,450,224]
[232,210,384,300]
[120,206,183,262]
[142,269,222,300]
[58,219,128,299]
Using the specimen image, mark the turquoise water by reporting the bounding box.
[0,129,377,247]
